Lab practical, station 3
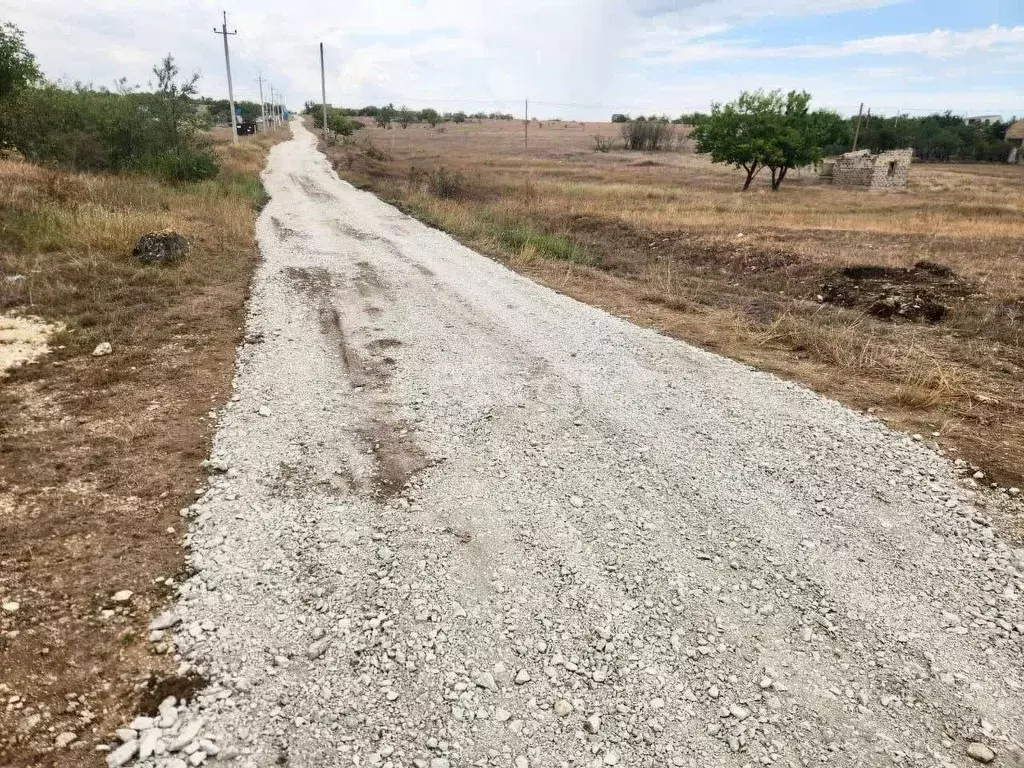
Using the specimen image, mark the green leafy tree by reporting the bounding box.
[397,105,414,129]
[0,22,40,103]
[692,89,848,191]
[375,103,395,128]
[420,107,441,127]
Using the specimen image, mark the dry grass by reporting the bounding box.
[326,118,1024,495]
[0,128,284,767]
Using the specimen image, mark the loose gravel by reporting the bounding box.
[106,120,1024,768]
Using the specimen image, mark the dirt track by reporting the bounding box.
[110,119,1024,768]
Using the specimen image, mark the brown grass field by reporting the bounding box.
[0,128,284,767]
[324,117,1024,508]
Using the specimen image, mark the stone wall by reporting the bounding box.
[832,148,912,190]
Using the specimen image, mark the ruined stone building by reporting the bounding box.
[829,148,913,190]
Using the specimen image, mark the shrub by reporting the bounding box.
[593,135,616,152]
[1,55,218,182]
[620,120,676,151]
[412,166,465,199]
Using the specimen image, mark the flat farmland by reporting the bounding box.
[323,118,1024,516]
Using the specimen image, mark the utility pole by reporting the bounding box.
[319,43,329,137]
[257,72,267,133]
[269,86,277,129]
[852,102,864,152]
[213,11,239,144]
[524,98,529,148]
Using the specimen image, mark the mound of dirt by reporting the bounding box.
[819,260,968,324]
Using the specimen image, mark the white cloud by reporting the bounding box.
[640,24,1024,63]
[1,0,1019,119]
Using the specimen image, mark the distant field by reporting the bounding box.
[324,118,1024,504]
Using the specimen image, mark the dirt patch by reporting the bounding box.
[819,260,972,324]
[270,216,299,240]
[354,260,386,298]
[367,419,429,496]
[291,173,333,202]
[136,671,209,716]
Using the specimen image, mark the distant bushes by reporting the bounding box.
[1,54,219,181]
[839,112,1017,162]
[308,105,363,136]
[620,120,676,151]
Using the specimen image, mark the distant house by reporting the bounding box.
[1006,120,1024,164]
[967,115,1002,125]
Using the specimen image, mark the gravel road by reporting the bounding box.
[109,120,1024,768]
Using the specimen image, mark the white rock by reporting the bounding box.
[149,613,180,631]
[584,714,601,734]
[139,728,161,760]
[967,743,995,763]
[111,590,133,603]
[306,638,331,660]
[494,708,512,722]
[130,716,155,731]
[167,719,204,752]
[55,732,77,748]
[258,406,272,417]
[106,740,138,768]
[474,671,498,692]
[554,699,573,717]
[514,669,531,685]
[1,602,18,613]
[569,495,585,508]
[92,342,113,357]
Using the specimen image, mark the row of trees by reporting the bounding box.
[613,105,1016,165]
[846,113,1016,163]
[303,102,516,131]
[0,23,220,181]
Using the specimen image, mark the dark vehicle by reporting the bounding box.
[236,119,257,136]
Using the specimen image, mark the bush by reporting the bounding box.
[1,55,218,182]
[620,120,676,151]
[411,166,466,199]
[309,105,362,136]
[593,135,615,152]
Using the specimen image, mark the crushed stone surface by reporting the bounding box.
[111,120,1024,767]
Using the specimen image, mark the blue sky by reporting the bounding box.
[3,0,1022,120]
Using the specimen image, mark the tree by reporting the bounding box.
[0,23,41,105]
[692,89,847,191]
[152,54,200,155]
[420,107,441,127]
[397,105,414,129]
[375,103,395,128]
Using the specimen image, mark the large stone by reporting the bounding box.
[133,230,190,265]
[967,743,995,763]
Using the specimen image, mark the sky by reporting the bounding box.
[2,0,1022,120]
